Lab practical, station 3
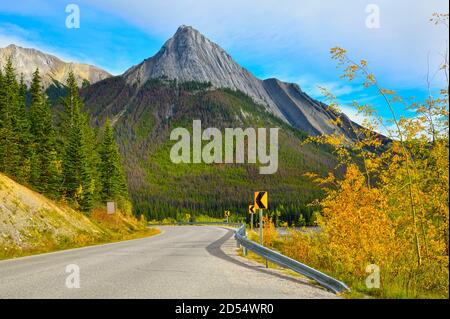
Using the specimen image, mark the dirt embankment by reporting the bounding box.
[0,173,158,259]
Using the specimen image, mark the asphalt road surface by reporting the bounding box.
[0,226,337,298]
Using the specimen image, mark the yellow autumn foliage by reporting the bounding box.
[283,14,449,298]
[262,216,277,247]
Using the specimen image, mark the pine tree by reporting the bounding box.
[29,69,61,196]
[0,58,20,176]
[60,72,80,132]
[12,76,32,182]
[99,119,129,202]
[62,72,95,212]
[0,68,7,172]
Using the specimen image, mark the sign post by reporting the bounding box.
[254,191,268,268]
[259,208,263,245]
[225,210,231,223]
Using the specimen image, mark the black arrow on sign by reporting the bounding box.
[255,192,266,209]
[249,205,255,214]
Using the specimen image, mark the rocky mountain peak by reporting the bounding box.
[174,24,201,37]
[123,25,359,141]
[124,25,283,118]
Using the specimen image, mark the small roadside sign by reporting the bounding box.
[225,210,231,223]
[107,201,116,214]
[248,204,255,214]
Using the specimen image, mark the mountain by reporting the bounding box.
[0,44,111,88]
[78,25,370,220]
[82,76,337,221]
[124,25,358,141]
[124,25,283,118]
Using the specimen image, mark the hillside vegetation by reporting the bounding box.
[0,57,131,214]
[0,56,159,260]
[0,172,158,260]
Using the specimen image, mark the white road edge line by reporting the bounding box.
[0,227,165,265]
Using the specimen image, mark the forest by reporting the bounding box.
[0,58,130,214]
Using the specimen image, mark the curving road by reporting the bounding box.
[0,226,337,298]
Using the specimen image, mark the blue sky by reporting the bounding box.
[0,0,448,131]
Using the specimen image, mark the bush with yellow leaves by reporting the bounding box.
[262,216,278,247]
[282,13,449,299]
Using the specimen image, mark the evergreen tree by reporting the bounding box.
[29,69,61,196]
[62,72,95,212]
[0,58,20,175]
[99,119,129,202]
[12,76,32,182]
[0,68,7,172]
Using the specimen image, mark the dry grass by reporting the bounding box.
[0,173,160,260]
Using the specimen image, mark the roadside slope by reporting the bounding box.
[0,173,156,259]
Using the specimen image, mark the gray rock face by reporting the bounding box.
[124,25,358,140]
[0,44,111,88]
[263,78,356,138]
[124,25,285,120]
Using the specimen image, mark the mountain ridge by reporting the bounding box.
[0,44,111,88]
[2,26,361,142]
[122,25,358,141]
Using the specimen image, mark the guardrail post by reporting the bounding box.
[242,225,247,256]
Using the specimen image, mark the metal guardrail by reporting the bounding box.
[150,222,350,294]
[234,224,350,294]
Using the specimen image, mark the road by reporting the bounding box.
[0,226,337,298]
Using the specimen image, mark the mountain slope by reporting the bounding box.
[262,78,359,137]
[123,25,358,141]
[82,77,337,220]
[0,44,111,88]
[78,26,364,220]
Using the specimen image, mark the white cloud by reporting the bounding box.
[0,24,33,48]
[78,0,448,88]
[0,23,106,69]
[279,73,364,99]
[339,105,368,126]
[2,0,448,91]
[0,34,28,48]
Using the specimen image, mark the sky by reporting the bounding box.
[0,0,448,130]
